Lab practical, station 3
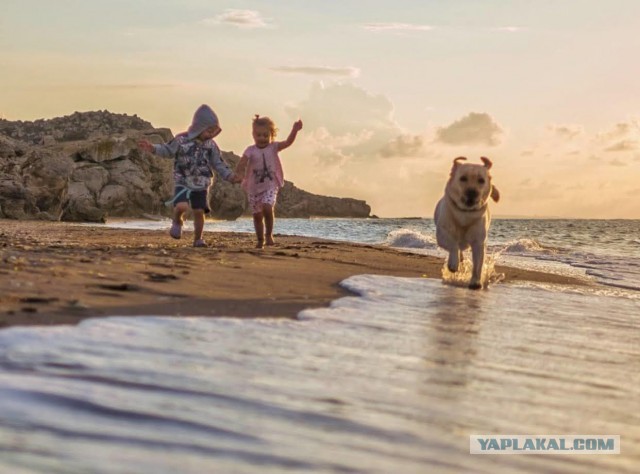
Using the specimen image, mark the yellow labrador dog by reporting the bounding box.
[434,157,500,289]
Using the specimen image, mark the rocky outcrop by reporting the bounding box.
[0,111,372,221]
[275,182,370,218]
[0,135,73,220]
[0,114,173,222]
[209,152,248,219]
[0,111,160,145]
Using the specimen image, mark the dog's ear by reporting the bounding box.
[490,184,500,203]
[453,156,467,166]
[480,156,492,169]
[450,157,467,177]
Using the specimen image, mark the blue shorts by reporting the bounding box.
[173,187,210,213]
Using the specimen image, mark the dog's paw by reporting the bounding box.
[468,282,482,290]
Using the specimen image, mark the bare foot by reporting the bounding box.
[256,240,265,249]
[266,237,276,246]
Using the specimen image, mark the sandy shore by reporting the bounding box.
[0,219,589,328]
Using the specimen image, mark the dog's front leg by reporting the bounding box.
[437,226,461,272]
[447,247,461,273]
[469,241,485,290]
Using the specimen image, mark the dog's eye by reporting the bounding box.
[460,176,468,182]
[478,178,485,184]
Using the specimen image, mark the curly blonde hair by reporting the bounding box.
[252,115,278,138]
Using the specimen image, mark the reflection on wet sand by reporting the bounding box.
[0,276,637,473]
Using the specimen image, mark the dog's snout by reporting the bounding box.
[462,188,480,208]
[465,189,479,200]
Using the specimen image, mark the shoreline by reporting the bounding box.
[0,219,592,329]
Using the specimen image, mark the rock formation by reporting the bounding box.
[0,111,371,221]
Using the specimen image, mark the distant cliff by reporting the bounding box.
[0,111,371,221]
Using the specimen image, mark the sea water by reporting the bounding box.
[1,219,639,473]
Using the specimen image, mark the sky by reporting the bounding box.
[2,0,640,218]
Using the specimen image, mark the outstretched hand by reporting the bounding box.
[277,120,304,152]
[137,139,154,153]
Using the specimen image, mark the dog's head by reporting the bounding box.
[446,156,500,210]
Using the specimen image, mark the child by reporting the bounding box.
[138,104,241,247]
[236,116,303,248]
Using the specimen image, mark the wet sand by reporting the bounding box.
[0,219,589,328]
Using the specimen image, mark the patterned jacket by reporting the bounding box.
[153,134,233,190]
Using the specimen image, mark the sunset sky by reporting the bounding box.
[2,0,640,218]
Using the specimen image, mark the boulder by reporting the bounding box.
[61,181,105,222]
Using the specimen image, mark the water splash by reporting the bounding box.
[440,252,505,289]
[494,238,559,255]
[383,228,438,250]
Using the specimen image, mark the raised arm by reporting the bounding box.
[277,119,303,151]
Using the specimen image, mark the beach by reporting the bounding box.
[0,219,588,328]
[1,218,639,473]
[4,1,640,470]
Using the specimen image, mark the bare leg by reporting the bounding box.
[253,212,265,248]
[264,204,275,245]
[173,202,188,225]
[169,202,189,239]
[192,209,205,242]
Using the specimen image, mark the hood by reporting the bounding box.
[186,104,220,140]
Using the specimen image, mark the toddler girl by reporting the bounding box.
[236,116,303,248]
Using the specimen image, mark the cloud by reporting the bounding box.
[609,158,627,167]
[592,119,640,155]
[41,83,182,91]
[435,112,504,146]
[314,147,348,166]
[92,83,179,90]
[270,66,360,78]
[379,134,425,158]
[599,119,640,139]
[362,22,433,32]
[301,127,371,165]
[286,82,397,137]
[286,82,432,162]
[494,26,525,33]
[604,140,639,152]
[547,124,585,140]
[509,180,564,202]
[204,10,271,29]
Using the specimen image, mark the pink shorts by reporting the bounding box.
[248,188,278,214]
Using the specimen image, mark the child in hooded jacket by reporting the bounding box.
[138,104,241,247]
